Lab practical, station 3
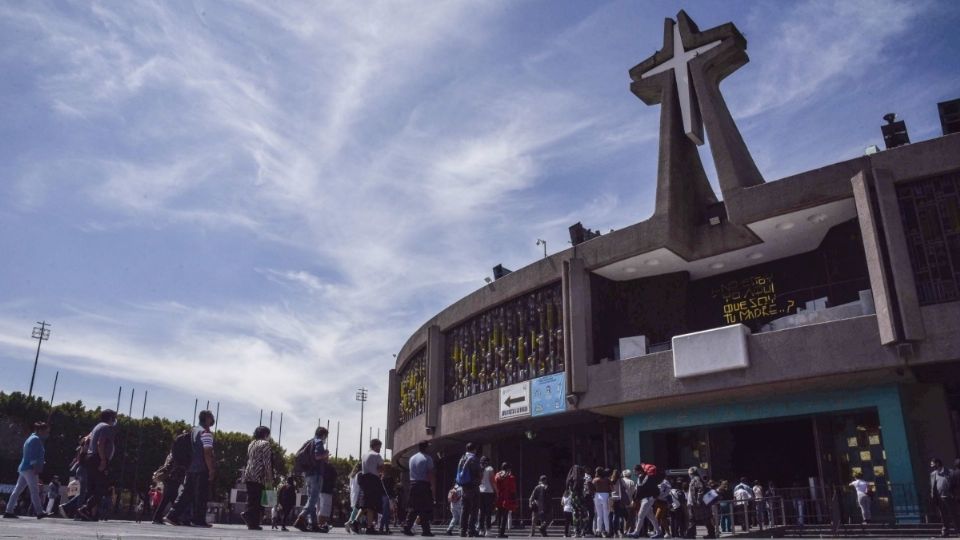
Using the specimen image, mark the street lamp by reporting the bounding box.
[536,239,548,258]
[28,321,51,398]
[356,387,368,459]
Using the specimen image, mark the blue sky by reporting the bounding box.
[1,0,959,456]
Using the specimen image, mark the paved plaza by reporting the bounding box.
[0,518,356,540]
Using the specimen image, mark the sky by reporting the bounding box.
[1,0,959,458]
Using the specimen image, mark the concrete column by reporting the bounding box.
[851,171,899,345]
[690,54,765,204]
[563,258,592,397]
[425,325,444,432]
[385,368,398,450]
[873,168,925,341]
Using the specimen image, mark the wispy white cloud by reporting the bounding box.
[732,0,931,117]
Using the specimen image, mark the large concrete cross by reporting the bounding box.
[639,21,720,145]
[630,10,764,208]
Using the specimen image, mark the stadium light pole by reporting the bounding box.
[28,321,51,398]
[356,387,368,459]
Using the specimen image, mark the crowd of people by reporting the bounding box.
[5,416,960,538]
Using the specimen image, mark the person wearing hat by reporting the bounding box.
[685,468,717,539]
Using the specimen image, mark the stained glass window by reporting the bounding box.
[897,171,960,304]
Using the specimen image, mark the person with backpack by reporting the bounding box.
[447,483,464,535]
[77,409,118,522]
[528,475,549,537]
[494,462,518,538]
[241,426,274,530]
[686,468,717,539]
[150,429,189,524]
[2,421,50,520]
[456,442,483,537]
[165,409,216,527]
[563,465,586,538]
[629,463,663,539]
[293,426,329,532]
[561,487,574,537]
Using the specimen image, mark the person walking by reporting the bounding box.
[592,467,611,537]
[479,456,497,537]
[77,410,118,522]
[561,487,574,537]
[629,464,663,539]
[359,438,386,535]
[733,477,753,532]
[345,462,363,533]
[403,440,436,537]
[456,442,483,537]
[931,458,958,537]
[165,409,216,527]
[447,484,465,535]
[686,468,717,539]
[528,475,549,537]
[381,465,397,534]
[44,476,61,515]
[849,472,871,525]
[610,469,626,537]
[241,426,274,530]
[494,462,518,538]
[668,480,687,539]
[150,431,188,525]
[620,470,636,535]
[317,461,336,532]
[276,476,297,531]
[2,422,50,519]
[716,480,732,533]
[294,427,330,532]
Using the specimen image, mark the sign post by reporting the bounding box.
[531,373,566,417]
[499,382,530,421]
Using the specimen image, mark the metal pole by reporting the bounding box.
[129,388,135,417]
[117,386,122,411]
[260,409,263,426]
[335,421,340,459]
[278,412,283,446]
[269,411,273,432]
[215,402,220,435]
[28,321,51,398]
[206,400,210,411]
[49,371,59,404]
[130,390,147,513]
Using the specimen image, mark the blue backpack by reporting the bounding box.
[456,455,474,486]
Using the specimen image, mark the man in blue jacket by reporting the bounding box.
[2,421,51,519]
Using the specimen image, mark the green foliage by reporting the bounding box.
[0,391,289,503]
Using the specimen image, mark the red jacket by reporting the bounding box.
[494,471,518,511]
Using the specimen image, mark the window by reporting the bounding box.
[897,171,960,305]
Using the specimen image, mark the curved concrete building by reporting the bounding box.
[386,10,960,524]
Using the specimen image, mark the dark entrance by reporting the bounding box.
[711,418,818,488]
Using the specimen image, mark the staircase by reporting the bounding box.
[780,522,944,537]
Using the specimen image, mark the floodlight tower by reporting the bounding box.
[356,387,368,459]
[28,321,51,398]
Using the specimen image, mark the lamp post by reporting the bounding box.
[356,387,368,459]
[28,321,51,398]
[536,239,548,258]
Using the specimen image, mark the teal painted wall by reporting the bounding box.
[622,384,916,491]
